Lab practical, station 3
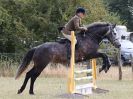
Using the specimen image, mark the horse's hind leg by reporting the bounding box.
[29,65,45,95]
[17,63,47,95]
[17,68,35,94]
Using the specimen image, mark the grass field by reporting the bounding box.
[0,77,133,99]
[0,66,133,99]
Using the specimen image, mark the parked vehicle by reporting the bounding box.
[101,25,133,65]
[114,25,130,40]
[129,32,133,42]
[115,25,133,65]
[120,40,133,65]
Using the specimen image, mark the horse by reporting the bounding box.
[15,22,121,95]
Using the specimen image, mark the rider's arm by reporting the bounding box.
[74,17,87,31]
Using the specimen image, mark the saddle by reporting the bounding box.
[57,38,70,44]
[57,38,71,63]
[57,37,79,64]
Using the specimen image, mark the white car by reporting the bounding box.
[101,39,133,65]
[120,40,133,65]
[101,25,133,65]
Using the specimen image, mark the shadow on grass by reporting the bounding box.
[57,88,109,99]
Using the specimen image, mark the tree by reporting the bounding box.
[0,0,122,53]
[77,0,122,24]
[104,0,133,30]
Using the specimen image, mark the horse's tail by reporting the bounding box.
[15,48,36,79]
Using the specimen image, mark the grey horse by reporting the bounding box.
[15,22,121,95]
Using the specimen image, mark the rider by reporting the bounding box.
[61,7,87,45]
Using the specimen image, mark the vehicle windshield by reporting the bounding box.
[120,40,133,49]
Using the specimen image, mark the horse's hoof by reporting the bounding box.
[104,65,111,73]
[99,68,102,73]
[29,91,35,95]
[17,89,22,94]
[104,69,108,73]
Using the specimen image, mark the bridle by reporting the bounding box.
[105,26,119,43]
[86,25,118,44]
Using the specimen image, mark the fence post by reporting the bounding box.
[130,54,133,73]
[118,48,122,80]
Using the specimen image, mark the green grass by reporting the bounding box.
[0,77,133,99]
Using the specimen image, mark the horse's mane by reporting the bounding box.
[78,22,110,36]
[86,22,110,29]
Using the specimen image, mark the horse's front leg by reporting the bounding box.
[98,53,111,73]
[87,52,111,73]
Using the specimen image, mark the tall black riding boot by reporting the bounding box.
[75,41,79,50]
[66,41,79,66]
[66,42,71,65]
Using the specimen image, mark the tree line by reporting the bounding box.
[105,0,133,31]
[0,0,124,53]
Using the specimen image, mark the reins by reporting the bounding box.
[79,25,112,45]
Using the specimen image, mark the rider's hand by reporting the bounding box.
[82,27,87,31]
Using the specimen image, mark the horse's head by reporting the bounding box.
[84,22,121,48]
[105,23,121,48]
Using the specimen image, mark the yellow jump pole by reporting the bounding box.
[68,31,76,94]
[91,59,97,89]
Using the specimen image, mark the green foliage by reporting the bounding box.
[0,0,122,53]
[80,0,122,24]
[104,0,133,30]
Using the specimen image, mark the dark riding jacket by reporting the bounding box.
[62,15,85,35]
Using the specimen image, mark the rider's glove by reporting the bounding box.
[82,27,87,31]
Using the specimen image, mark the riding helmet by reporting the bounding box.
[76,7,86,14]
